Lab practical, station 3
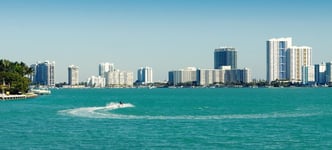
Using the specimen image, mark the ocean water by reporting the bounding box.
[1,88,332,149]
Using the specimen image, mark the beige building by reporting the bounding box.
[287,46,312,82]
[105,70,133,87]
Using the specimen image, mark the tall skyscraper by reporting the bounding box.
[137,67,153,85]
[99,62,115,76]
[31,61,55,87]
[266,37,292,82]
[287,46,312,82]
[214,47,237,69]
[68,65,79,86]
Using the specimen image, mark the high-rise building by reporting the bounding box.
[266,37,292,82]
[214,47,237,69]
[302,65,315,85]
[314,63,326,85]
[197,69,216,86]
[31,61,55,87]
[68,65,79,86]
[105,70,133,87]
[197,68,228,86]
[30,64,38,83]
[224,68,251,84]
[99,62,115,76]
[287,46,312,82]
[168,67,197,86]
[326,62,332,84]
[169,66,251,86]
[137,67,153,85]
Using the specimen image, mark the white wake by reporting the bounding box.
[58,102,135,118]
[58,102,319,120]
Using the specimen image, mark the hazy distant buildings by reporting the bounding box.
[99,62,115,76]
[105,70,133,87]
[224,68,251,84]
[266,37,292,82]
[31,61,55,87]
[197,67,228,86]
[314,63,326,84]
[326,62,332,83]
[197,69,222,86]
[137,67,153,85]
[89,62,134,88]
[313,62,332,85]
[301,65,315,85]
[287,46,312,82]
[168,67,197,86]
[30,64,37,83]
[68,65,79,86]
[214,47,237,69]
[169,66,251,86]
[87,76,105,88]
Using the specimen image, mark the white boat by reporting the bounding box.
[31,89,51,95]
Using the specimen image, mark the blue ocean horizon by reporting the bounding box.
[1,88,331,149]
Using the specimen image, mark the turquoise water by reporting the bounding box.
[1,88,332,149]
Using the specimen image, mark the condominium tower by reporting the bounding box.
[314,63,326,84]
[326,62,332,83]
[287,46,312,82]
[214,47,237,69]
[168,67,197,86]
[68,65,79,85]
[302,65,315,84]
[31,61,55,87]
[99,62,115,76]
[105,70,133,87]
[266,37,292,82]
[137,67,153,85]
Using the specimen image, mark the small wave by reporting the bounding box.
[58,103,319,120]
[109,112,318,120]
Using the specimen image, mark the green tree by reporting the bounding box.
[0,59,32,94]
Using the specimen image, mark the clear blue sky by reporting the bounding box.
[1,0,332,82]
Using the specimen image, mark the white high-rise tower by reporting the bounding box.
[99,62,115,76]
[31,61,55,87]
[266,37,292,82]
[68,65,79,85]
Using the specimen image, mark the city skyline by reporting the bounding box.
[1,0,332,82]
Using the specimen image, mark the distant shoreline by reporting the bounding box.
[54,85,331,89]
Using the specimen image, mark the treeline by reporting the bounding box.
[0,59,33,94]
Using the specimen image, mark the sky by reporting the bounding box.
[1,0,332,82]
